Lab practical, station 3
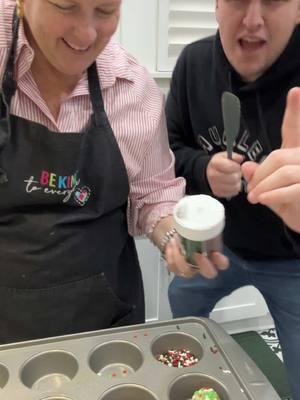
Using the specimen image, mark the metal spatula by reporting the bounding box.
[221,91,241,160]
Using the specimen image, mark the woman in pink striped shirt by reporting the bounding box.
[0,0,227,343]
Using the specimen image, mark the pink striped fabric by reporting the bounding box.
[0,0,185,236]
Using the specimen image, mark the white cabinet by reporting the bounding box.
[212,286,269,324]
[211,287,273,334]
[134,237,173,322]
[134,237,161,322]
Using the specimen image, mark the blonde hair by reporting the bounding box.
[16,0,24,18]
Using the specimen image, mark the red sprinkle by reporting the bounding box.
[210,345,219,354]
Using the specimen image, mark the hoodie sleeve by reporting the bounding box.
[166,47,213,195]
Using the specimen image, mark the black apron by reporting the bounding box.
[0,13,144,344]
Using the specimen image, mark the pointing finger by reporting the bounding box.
[281,87,300,149]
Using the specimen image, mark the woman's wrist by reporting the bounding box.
[148,215,176,253]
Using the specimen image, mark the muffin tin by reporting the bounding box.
[0,317,280,399]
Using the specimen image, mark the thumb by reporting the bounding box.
[241,161,258,183]
[281,87,300,148]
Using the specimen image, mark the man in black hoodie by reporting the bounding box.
[166,0,300,398]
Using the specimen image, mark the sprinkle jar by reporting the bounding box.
[173,195,225,265]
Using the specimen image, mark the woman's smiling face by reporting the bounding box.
[23,0,121,77]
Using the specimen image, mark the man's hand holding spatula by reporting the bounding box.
[206,92,243,199]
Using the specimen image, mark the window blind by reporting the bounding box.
[157,0,217,72]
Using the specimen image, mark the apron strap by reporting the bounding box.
[2,8,19,107]
[0,8,19,184]
[87,62,105,127]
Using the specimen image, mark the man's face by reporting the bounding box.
[216,0,300,82]
[23,0,121,77]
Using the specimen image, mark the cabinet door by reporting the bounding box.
[211,286,269,324]
[135,237,161,322]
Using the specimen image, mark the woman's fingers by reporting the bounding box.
[165,237,229,279]
[192,253,218,279]
[165,237,196,278]
[209,251,229,270]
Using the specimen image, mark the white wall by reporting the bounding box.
[120,0,160,74]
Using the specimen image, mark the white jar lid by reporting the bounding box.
[173,195,225,241]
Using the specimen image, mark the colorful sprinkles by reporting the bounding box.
[192,386,220,400]
[156,348,199,368]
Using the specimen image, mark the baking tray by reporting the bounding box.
[0,317,280,399]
